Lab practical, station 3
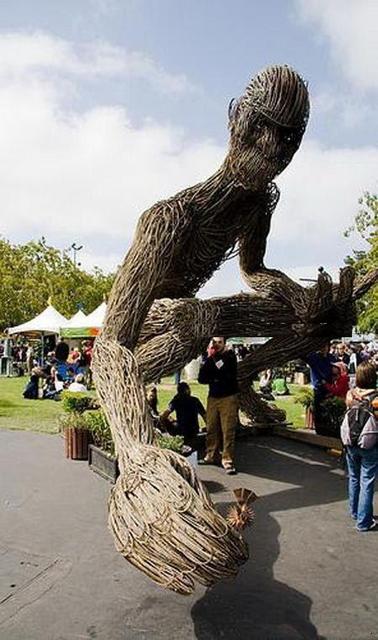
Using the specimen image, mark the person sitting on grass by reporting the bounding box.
[271,371,290,396]
[68,373,87,393]
[259,369,274,400]
[23,367,44,399]
[161,382,206,448]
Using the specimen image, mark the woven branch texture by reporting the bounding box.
[92,65,377,594]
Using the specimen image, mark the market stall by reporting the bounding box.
[7,303,68,368]
[60,302,106,339]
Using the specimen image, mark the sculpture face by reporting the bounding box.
[228,65,310,190]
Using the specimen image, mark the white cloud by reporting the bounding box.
[271,140,377,265]
[0,49,222,261]
[0,29,376,302]
[200,141,377,298]
[79,249,121,273]
[198,260,342,300]
[312,89,375,128]
[0,31,196,94]
[296,0,378,91]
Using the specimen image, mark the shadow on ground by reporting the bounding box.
[191,437,345,639]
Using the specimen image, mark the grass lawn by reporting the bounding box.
[0,377,62,433]
[272,384,306,428]
[0,376,306,434]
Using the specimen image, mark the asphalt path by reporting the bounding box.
[0,430,377,640]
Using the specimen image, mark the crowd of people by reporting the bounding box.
[22,338,94,400]
[146,338,378,474]
[304,341,378,533]
[17,332,378,530]
[306,340,378,407]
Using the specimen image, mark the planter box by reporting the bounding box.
[64,427,91,460]
[315,423,341,439]
[275,425,342,450]
[88,444,119,483]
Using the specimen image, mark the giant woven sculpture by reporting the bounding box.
[92,65,377,594]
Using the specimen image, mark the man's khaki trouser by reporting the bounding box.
[205,394,239,464]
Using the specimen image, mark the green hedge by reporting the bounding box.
[61,391,96,414]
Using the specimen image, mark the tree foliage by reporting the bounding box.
[344,192,378,333]
[0,237,115,331]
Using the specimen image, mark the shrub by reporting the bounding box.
[84,410,115,456]
[294,386,314,410]
[58,411,88,431]
[61,391,97,414]
[319,396,346,428]
[156,433,184,453]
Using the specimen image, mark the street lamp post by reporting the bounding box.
[70,242,83,267]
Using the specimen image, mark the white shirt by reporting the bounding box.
[68,382,87,392]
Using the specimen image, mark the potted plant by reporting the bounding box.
[294,387,315,429]
[85,410,118,483]
[60,391,95,460]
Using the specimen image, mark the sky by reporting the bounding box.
[0,0,377,301]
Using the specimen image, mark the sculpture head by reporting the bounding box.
[227,65,310,190]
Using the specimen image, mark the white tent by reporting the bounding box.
[84,301,107,328]
[65,309,88,328]
[60,302,107,338]
[8,304,68,335]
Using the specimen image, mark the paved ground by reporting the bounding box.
[0,430,377,640]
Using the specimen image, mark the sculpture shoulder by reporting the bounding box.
[135,185,201,238]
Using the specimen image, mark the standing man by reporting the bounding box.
[198,337,239,474]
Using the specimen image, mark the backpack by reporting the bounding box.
[340,392,378,449]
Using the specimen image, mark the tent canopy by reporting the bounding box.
[60,302,107,339]
[84,302,106,328]
[65,309,88,328]
[8,304,68,336]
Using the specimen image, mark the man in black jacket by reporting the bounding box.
[198,337,239,474]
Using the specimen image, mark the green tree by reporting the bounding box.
[0,237,115,331]
[344,192,378,333]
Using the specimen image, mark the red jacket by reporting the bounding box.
[325,374,349,399]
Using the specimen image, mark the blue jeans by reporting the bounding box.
[346,446,378,530]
